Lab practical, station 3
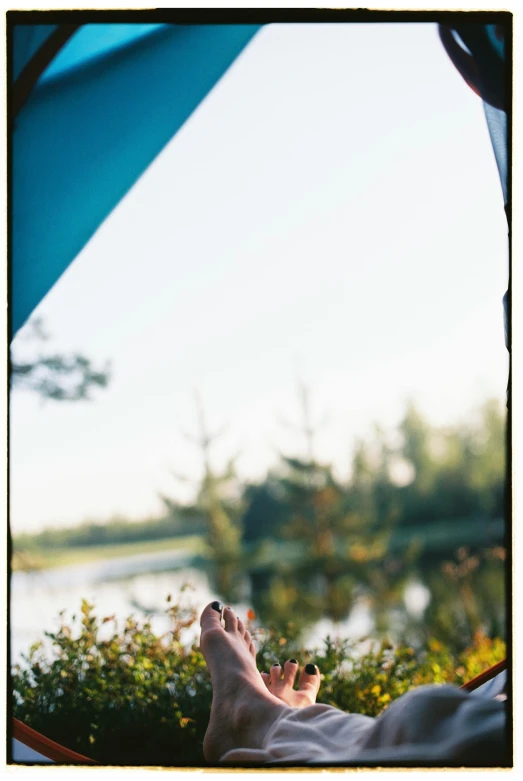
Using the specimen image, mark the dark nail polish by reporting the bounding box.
[272,663,281,667]
[305,663,317,675]
[211,601,223,613]
[289,659,298,664]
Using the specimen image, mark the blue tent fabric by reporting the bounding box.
[438,22,507,203]
[12,24,59,81]
[11,23,261,336]
[483,103,507,204]
[41,23,167,82]
[438,20,509,373]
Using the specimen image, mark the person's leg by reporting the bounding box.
[199,600,374,765]
[199,601,289,763]
[200,602,506,766]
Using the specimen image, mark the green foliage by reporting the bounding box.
[12,596,212,766]
[419,546,506,650]
[10,317,110,402]
[278,457,348,555]
[11,354,110,401]
[11,598,505,766]
[162,391,244,602]
[240,398,505,547]
[399,402,433,494]
[393,399,505,525]
[241,476,289,543]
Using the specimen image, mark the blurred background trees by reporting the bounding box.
[10,317,111,402]
[12,385,506,657]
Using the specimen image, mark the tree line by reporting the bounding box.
[14,396,505,557]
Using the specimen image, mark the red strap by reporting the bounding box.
[460,658,507,692]
[12,718,97,764]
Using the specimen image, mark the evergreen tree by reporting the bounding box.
[10,317,110,401]
[168,391,243,600]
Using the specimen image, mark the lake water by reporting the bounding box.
[11,550,211,664]
[10,549,431,667]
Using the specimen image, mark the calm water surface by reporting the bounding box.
[10,549,428,665]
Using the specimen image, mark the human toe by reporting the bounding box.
[298,662,320,694]
[200,601,224,631]
[283,659,298,687]
[223,606,238,632]
[269,663,282,685]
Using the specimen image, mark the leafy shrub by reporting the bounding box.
[11,596,505,766]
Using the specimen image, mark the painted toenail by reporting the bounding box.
[211,601,223,612]
[289,659,298,664]
[272,663,281,667]
[305,663,317,674]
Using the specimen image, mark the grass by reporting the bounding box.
[12,534,206,572]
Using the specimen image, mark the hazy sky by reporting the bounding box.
[9,22,509,533]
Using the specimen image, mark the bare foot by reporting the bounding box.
[261,659,321,708]
[199,601,288,764]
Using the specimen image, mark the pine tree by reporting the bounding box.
[164,391,244,600]
[10,317,110,401]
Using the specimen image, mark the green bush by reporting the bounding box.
[11,596,505,766]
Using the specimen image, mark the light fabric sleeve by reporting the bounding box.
[221,685,506,765]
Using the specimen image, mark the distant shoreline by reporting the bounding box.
[11,534,205,572]
[11,516,504,574]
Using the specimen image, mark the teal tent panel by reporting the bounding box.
[12,24,58,81]
[12,23,260,336]
[41,23,167,82]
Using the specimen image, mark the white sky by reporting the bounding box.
[9,22,509,533]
